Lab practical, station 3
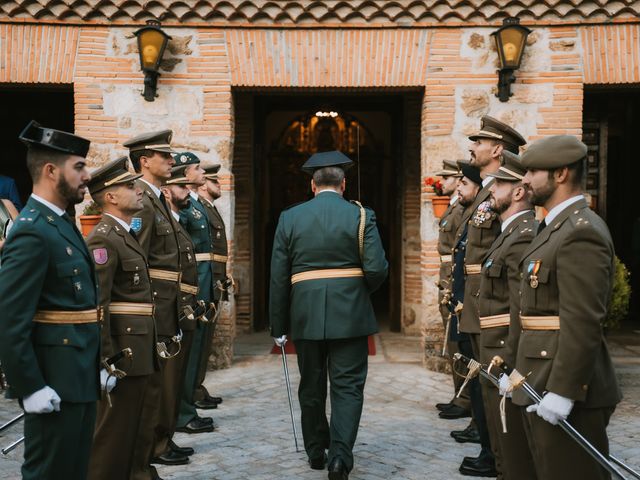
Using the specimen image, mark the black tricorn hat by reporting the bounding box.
[19,120,91,157]
[302,151,353,175]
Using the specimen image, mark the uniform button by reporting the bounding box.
[582,384,588,391]
[518,290,522,295]
[540,350,547,357]
[73,268,79,275]
[154,291,158,296]
[519,273,523,279]
[499,340,505,345]
[126,327,132,332]
[182,296,187,301]
[136,266,139,270]
[63,338,69,345]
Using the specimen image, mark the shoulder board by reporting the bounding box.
[94,222,113,235]
[569,211,592,228]
[15,207,41,224]
[282,201,305,212]
[349,200,373,211]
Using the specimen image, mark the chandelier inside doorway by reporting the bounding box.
[277,111,369,156]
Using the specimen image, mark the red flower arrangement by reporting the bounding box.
[425,177,445,196]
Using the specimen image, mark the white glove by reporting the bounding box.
[526,392,574,425]
[23,386,61,414]
[100,369,117,393]
[498,374,512,398]
[273,335,287,347]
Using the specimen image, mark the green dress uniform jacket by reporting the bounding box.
[456,179,501,334]
[180,198,214,303]
[201,196,228,293]
[269,191,388,341]
[0,196,100,480]
[86,214,157,480]
[514,198,621,408]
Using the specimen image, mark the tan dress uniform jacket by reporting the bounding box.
[477,210,537,480]
[515,198,622,480]
[87,215,158,480]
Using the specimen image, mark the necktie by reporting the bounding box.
[537,219,547,235]
[129,229,139,243]
[61,213,86,242]
[159,192,172,217]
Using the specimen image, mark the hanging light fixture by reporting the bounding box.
[491,17,532,102]
[134,20,172,102]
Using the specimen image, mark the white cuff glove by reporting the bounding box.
[526,392,574,425]
[100,369,117,393]
[273,335,287,347]
[23,386,61,414]
[498,374,512,398]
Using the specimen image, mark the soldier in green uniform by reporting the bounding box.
[433,159,471,420]
[269,151,388,480]
[173,152,219,433]
[0,121,100,480]
[153,166,208,461]
[124,130,184,479]
[477,151,537,479]
[193,164,229,408]
[85,157,159,480]
[455,116,526,477]
[510,135,622,480]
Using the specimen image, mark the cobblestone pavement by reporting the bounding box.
[1,331,639,480]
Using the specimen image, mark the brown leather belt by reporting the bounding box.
[109,302,154,316]
[195,253,228,263]
[440,254,452,263]
[520,315,560,330]
[34,309,101,324]
[149,269,181,282]
[464,264,482,275]
[291,268,364,285]
[480,313,510,329]
[180,283,199,295]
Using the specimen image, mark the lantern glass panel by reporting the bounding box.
[139,29,166,70]
[498,28,526,69]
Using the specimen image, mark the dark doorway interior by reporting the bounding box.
[0,85,74,209]
[251,92,414,333]
[583,87,640,323]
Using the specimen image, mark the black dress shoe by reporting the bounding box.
[196,415,214,425]
[150,465,164,480]
[151,450,190,466]
[169,439,194,456]
[175,417,215,434]
[194,398,218,409]
[204,394,222,404]
[435,402,453,411]
[459,453,497,477]
[308,452,327,470]
[439,404,472,419]
[328,457,349,480]
[451,424,481,444]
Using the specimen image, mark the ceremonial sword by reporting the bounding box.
[454,353,639,480]
[280,342,300,452]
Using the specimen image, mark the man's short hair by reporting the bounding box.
[129,149,154,173]
[26,145,70,182]
[566,157,586,188]
[312,166,345,188]
[490,138,519,154]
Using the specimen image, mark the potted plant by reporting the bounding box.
[425,177,449,218]
[79,201,102,237]
[603,256,631,331]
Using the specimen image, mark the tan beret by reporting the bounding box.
[520,135,587,170]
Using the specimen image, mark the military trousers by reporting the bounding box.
[296,336,369,472]
[177,318,213,427]
[153,329,195,458]
[22,400,96,480]
[88,375,151,480]
[193,307,219,402]
[521,405,615,480]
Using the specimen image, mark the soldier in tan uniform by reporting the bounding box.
[85,157,158,480]
[124,130,183,480]
[511,135,621,480]
[433,160,471,420]
[454,116,526,477]
[477,151,536,480]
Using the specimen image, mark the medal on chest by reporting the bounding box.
[472,201,494,226]
[192,209,202,220]
[133,273,140,286]
[528,260,541,289]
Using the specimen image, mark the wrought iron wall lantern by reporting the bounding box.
[134,20,171,102]
[491,17,532,102]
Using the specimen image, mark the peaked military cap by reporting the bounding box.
[460,163,483,187]
[123,130,176,153]
[487,151,526,181]
[203,164,221,180]
[88,157,142,195]
[435,159,463,177]
[520,135,588,170]
[164,165,197,186]
[172,151,200,166]
[301,150,353,174]
[19,120,91,157]
[469,115,526,149]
